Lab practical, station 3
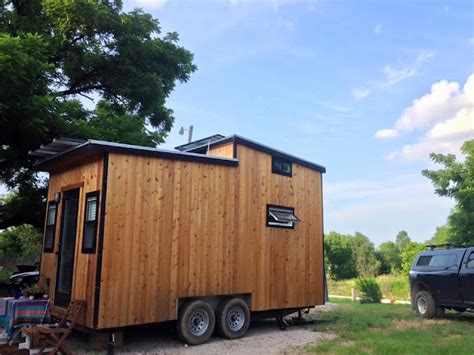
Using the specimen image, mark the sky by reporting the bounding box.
[118,0,474,245]
[3,0,471,244]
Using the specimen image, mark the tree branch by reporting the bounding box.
[55,85,108,97]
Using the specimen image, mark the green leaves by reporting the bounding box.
[0,0,196,229]
[422,140,474,245]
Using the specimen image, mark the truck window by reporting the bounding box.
[416,254,457,269]
[467,252,474,269]
[417,256,432,266]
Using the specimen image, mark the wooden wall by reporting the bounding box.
[97,144,323,329]
[208,142,234,158]
[39,156,103,328]
[235,145,324,311]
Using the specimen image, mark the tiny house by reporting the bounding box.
[32,134,326,345]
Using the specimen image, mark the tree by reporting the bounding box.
[0,224,42,267]
[427,224,450,245]
[324,232,358,280]
[0,0,197,229]
[395,230,411,252]
[378,241,402,274]
[401,242,425,275]
[351,232,381,277]
[422,140,474,245]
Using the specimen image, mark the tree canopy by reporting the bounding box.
[422,139,474,245]
[0,0,196,229]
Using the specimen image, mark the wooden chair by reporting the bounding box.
[23,299,85,355]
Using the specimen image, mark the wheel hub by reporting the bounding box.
[227,306,245,331]
[417,297,427,314]
[188,310,209,336]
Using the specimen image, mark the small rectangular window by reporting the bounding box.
[44,202,57,252]
[417,256,432,266]
[272,157,292,177]
[82,191,99,253]
[266,205,300,229]
[417,254,457,268]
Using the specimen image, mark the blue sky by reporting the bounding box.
[121,0,474,245]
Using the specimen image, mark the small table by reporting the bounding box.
[3,299,51,342]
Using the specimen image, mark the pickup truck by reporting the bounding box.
[410,246,474,318]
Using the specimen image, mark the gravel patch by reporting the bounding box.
[73,304,339,354]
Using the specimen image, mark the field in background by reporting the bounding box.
[328,274,410,301]
[305,300,474,354]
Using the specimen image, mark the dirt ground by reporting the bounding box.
[71,304,338,355]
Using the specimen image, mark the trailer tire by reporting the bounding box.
[216,298,250,339]
[415,291,437,319]
[177,300,215,345]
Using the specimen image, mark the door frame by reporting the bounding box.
[54,188,80,307]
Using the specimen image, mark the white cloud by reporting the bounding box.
[429,107,474,139]
[375,128,399,139]
[353,51,434,99]
[374,24,382,34]
[134,0,169,8]
[378,73,474,161]
[352,88,371,100]
[383,65,417,86]
[381,51,433,88]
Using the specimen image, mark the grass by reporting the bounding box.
[328,274,410,301]
[305,300,474,354]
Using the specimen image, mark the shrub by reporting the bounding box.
[355,277,382,303]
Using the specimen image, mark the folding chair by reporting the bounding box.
[23,299,85,355]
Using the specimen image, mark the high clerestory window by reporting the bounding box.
[266,205,300,229]
[82,191,99,253]
[272,156,292,177]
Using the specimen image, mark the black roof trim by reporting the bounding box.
[186,135,326,173]
[34,139,239,171]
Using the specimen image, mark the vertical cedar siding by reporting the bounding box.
[97,143,323,329]
[39,155,104,328]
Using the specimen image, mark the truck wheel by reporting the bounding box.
[415,291,437,319]
[454,307,466,313]
[216,298,250,339]
[177,300,215,345]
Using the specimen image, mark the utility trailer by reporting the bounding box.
[32,134,326,345]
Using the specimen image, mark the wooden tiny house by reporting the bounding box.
[33,134,326,344]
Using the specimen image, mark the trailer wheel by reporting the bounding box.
[177,300,215,345]
[415,291,437,319]
[216,298,250,339]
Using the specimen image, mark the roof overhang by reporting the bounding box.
[32,139,239,172]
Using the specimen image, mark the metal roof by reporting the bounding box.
[31,138,239,171]
[174,134,225,152]
[30,134,326,174]
[29,137,86,159]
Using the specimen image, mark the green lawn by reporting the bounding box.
[305,300,474,354]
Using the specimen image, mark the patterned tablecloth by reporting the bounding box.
[0,297,14,316]
[3,299,51,338]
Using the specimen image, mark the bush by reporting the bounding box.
[355,277,382,303]
[0,224,42,267]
